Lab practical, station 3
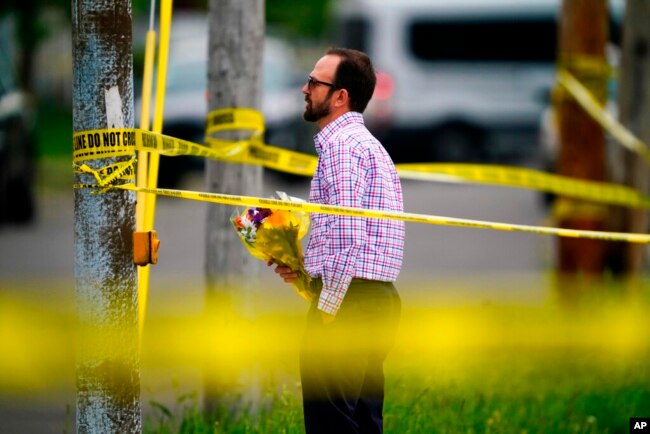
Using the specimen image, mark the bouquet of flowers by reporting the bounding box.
[231,192,314,302]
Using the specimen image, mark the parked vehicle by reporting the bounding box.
[0,21,36,225]
[136,12,313,187]
[332,0,624,163]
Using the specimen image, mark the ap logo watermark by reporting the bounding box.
[631,418,650,432]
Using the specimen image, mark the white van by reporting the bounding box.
[332,0,623,163]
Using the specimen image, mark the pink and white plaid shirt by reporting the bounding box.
[304,111,405,315]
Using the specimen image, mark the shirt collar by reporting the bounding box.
[314,111,365,155]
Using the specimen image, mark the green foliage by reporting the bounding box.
[35,100,71,158]
[266,0,331,39]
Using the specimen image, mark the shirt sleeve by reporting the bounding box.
[317,141,368,315]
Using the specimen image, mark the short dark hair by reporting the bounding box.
[326,47,376,113]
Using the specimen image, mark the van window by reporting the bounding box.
[409,18,557,63]
[339,17,371,53]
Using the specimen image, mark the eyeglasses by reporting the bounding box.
[307,76,336,89]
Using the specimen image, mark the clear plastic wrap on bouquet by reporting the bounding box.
[230,192,314,302]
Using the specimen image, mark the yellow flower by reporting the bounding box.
[262,209,294,228]
[231,206,314,302]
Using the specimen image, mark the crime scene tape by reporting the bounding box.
[72,125,650,210]
[205,107,265,136]
[75,157,136,186]
[85,183,647,244]
[557,69,650,163]
[72,127,318,176]
[558,54,615,80]
[396,163,650,209]
[73,105,650,243]
[73,127,245,163]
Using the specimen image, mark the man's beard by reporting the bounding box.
[303,95,331,122]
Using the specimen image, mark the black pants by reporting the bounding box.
[300,279,401,434]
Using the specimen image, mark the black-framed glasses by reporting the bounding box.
[307,76,336,89]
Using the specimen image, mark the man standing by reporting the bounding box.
[273,47,404,434]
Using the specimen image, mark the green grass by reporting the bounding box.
[383,349,649,434]
[145,386,305,434]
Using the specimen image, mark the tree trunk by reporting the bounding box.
[555,0,610,301]
[72,0,140,430]
[608,0,650,282]
[204,0,265,415]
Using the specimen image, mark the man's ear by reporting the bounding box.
[333,88,349,109]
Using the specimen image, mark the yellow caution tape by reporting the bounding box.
[136,27,158,345]
[558,54,615,79]
[552,197,610,222]
[75,157,136,186]
[73,128,245,163]
[71,183,645,244]
[73,129,137,162]
[397,163,650,209]
[557,69,650,163]
[72,125,650,210]
[245,142,318,177]
[206,107,265,136]
[71,104,650,244]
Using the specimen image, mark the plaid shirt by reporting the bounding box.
[304,112,405,315]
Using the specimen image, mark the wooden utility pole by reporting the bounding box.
[609,0,650,279]
[72,0,140,431]
[204,0,265,413]
[555,0,610,296]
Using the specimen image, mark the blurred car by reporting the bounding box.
[136,13,313,187]
[0,22,36,225]
[332,0,624,164]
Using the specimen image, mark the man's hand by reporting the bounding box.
[267,261,334,324]
[268,260,298,283]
